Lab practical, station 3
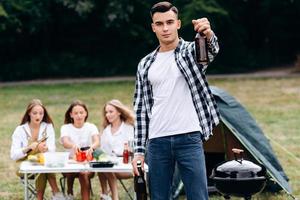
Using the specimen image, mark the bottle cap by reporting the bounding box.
[137,160,142,166]
[124,142,128,149]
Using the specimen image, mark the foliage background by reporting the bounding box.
[0,0,299,81]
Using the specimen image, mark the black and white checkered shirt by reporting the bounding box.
[133,36,220,155]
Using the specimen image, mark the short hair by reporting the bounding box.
[150,1,178,18]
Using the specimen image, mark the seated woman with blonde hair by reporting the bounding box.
[98,99,135,200]
[10,99,64,200]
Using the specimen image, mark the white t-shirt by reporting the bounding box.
[100,122,134,156]
[10,122,56,161]
[148,50,201,139]
[60,122,99,157]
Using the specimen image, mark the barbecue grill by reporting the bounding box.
[210,148,267,200]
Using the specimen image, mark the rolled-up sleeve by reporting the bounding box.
[207,33,219,62]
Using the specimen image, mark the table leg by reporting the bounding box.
[24,173,28,200]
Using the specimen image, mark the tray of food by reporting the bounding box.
[89,161,114,168]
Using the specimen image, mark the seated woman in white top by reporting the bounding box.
[10,99,64,200]
[98,99,134,200]
[60,100,100,200]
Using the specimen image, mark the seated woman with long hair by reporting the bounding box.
[98,99,134,200]
[60,100,100,200]
[10,99,64,200]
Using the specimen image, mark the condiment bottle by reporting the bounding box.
[128,140,134,162]
[123,142,129,164]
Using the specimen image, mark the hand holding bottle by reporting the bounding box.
[134,160,147,200]
[132,155,145,176]
[192,18,213,40]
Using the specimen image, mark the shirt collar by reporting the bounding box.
[108,121,124,136]
[147,38,182,65]
[152,38,183,57]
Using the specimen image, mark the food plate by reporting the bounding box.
[89,161,114,168]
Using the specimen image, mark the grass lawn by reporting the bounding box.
[0,77,299,200]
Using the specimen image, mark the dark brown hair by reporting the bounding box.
[150,1,178,18]
[64,100,89,124]
[20,99,54,125]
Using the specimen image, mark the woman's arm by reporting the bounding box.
[90,134,100,151]
[10,127,38,160]
[61,136,78,150]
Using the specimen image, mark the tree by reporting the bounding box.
[0,0,299,81]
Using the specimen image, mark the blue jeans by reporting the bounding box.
[147,132,208,200]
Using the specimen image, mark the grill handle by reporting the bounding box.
[232,148,244,163]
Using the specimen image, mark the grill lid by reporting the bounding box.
[216,160,262,173]
[212,148,266,179]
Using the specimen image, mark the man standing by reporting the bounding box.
[132,2,220,200]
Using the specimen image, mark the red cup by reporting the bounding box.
[76,151,86,162]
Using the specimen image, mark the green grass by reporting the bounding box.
[0,77,299,200]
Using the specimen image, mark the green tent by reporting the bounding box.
[172,86,292,199]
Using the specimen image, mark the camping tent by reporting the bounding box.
[173,86,292,198]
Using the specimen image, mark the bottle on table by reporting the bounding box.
[128,139,134,162]
[195,32,209,65]
[123,142,129,164]
[134,160,147,200]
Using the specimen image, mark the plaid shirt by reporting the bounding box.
[133,35,220,155]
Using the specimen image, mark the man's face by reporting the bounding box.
[151,10,181,45]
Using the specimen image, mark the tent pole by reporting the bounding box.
[220,120,228,160]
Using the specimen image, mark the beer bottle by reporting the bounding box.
[134,160,147,200]
[195,32,209,65]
